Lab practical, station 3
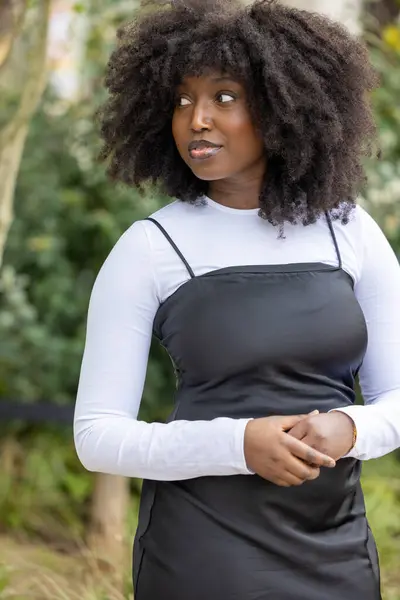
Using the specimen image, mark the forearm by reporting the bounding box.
[74,414,252,480]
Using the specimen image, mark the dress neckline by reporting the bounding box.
[153,262,353,340]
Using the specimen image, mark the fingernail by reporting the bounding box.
[309,410,319,416]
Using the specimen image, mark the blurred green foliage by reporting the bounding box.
[0,426,91,539]
[0,424,140,546]
[0,94,174,419]
[363,20,400,251]
[0,0,175,421]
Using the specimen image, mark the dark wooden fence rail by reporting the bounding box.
[0,401,74,425]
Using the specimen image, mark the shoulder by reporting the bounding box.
[333,203,398,282]
[107,200,191,255]
[108,200,195,252]
[313,204,381,284]
[333,203,392,255]
[330,203,383,251]
[141,199,211,249]
[334,203,384,234]
[102,199,200,273]
[149,199,193,220]
[104,219,151,265]
[94,219,156,290]
[146,199,202,230]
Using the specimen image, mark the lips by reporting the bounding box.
[188,140,221,152]
[188,140,222,160]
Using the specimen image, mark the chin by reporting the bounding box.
[189,164,230,182]
[192,172,224,182]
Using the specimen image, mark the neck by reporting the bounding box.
[208,162,266,211]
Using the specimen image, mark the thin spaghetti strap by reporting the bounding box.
[145,218,196,279]
[325,212,343,269]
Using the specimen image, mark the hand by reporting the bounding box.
[244,415,336,487]
[287,411,355,462]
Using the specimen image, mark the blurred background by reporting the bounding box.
[0,0,399,598]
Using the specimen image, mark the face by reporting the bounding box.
[172,71,266,185]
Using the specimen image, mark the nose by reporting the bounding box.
[190,101,212,133]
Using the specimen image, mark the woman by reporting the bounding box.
[74,1,400,598]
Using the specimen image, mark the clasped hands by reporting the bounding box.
[243,410,355,487]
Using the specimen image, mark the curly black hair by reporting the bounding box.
[98,0,379,226]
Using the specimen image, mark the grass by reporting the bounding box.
[0,535,133,600]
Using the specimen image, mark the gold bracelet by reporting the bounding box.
[349,421,358,451]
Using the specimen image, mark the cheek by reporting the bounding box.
[227,117,264,157]
[220,106,260,139]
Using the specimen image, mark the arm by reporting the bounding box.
[333,209,400,460]
[73,221,251,480]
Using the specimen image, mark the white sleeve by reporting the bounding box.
[73,221,251,480]
[334,209,400,461]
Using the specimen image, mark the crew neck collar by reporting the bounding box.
[204,195,260,216]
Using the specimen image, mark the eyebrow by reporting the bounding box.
[210,76,238,83]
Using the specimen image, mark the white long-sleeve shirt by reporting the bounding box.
[74,197,400,480]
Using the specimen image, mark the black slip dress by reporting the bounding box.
[133,212,381,600]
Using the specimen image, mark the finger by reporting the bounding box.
[285,436,336,468]
[305,466,320,481]
[284,455,321,481]
[279,414,311,431]
[286,421,308,440]
[297,432,331,464]
[287,411,319,440]
[280,410,319,432]
[273,478,292,488]
[281,472,306,486]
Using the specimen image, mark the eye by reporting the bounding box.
[216,93,236,104]
[176,96,191,107]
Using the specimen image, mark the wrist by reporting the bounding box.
[332,410,357,454]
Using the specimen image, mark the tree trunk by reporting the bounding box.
[281,0,363,34]
[0,0,27,70]
[0,125,30,265]
[87,473,130,571]
[0,0,51,267]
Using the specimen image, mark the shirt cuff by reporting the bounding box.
[329,406,370,460]
[233,418,254,475]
